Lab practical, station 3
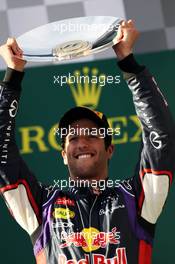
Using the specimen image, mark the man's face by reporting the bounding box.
[61,118,114,180]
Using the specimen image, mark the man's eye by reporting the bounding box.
[69,136,77,141]
[89,134,98,138]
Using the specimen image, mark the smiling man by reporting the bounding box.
[60,108,114,181]
[0,20,175,264]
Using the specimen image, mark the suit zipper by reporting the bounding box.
[89,196,98,264]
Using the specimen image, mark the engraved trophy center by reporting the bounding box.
[53,40,92,59]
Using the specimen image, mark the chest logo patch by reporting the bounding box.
[53,208,75,219]
[60,227,120,253]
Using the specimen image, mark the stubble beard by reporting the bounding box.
[68,162,100,181]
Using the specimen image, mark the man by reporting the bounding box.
[0,20,174,264]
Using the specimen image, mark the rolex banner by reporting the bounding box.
[0,51,175,263]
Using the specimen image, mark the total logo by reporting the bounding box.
[58,248,127,264]
[53,208,75,220]
[60,227,120,253]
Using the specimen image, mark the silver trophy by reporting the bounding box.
[17,16,122,62]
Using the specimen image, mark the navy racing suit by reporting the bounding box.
[0,55,175,264]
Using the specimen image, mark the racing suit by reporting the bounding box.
[0,54,174,264]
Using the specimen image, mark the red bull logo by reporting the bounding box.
[60,227,120,253]
[58,248,127,264]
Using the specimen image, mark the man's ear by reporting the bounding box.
[107,144,115,160]
[61,150,68,165]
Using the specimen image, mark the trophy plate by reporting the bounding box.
[17,16,122,62]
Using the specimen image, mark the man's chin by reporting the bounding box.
[70,168,97,181]
[74,172,95,180]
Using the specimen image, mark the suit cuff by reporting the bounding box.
[118,54,145,74]
[3,67,24,89]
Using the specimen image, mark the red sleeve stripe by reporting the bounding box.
[138,168,172,210]
[140,169,173,184]
[0,179,42,225]
[138,240,152,264]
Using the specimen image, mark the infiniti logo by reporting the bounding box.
[9,100,18,117]
[149,131,162,149]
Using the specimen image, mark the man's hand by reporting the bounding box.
[0,38,26,72]
[113,20,139,60]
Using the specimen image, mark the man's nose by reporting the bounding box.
[77,136,90,148]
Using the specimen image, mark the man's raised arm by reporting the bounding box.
[0,39,46,235]
[113,21,175,225]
